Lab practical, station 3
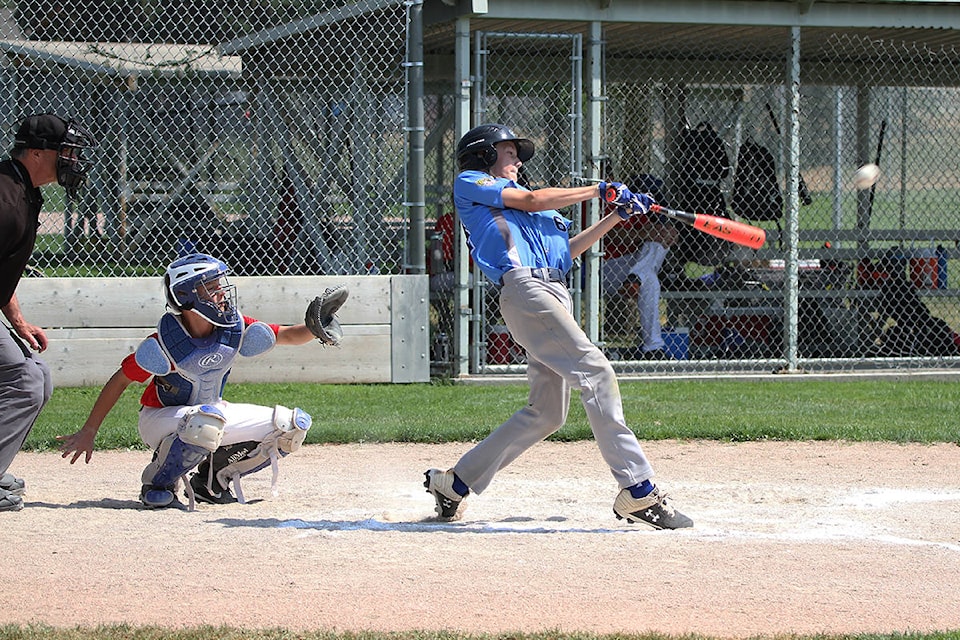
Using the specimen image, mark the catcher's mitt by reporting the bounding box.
[305,285,349,346]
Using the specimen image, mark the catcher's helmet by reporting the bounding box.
[456,123,534,171]
[14,113,97,199]
[164,253,239,327]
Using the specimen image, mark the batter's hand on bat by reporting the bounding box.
[599,181,635,207]
[614,192,657,221]
[629,193,655,216]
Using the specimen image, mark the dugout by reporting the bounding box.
[409,0,960,376]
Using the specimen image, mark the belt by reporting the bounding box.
[500,266,566,286]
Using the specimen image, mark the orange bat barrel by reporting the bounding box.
[650,204,766,250]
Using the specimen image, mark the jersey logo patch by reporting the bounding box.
[475,177,495,186]
[553,215,567,232]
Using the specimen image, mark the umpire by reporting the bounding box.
[0,113,96,512]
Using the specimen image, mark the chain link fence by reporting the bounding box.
[9,0,410,278]
[430,26,960,375]
[5,1,960,376]
[593,30,960,374]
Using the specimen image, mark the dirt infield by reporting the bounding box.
[3,440,960,637]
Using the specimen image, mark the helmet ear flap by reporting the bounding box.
[480,146,498,167]
[163,273,177,311]
[163,273,185,313]
[458,149,492,172]
[457,145,498,171]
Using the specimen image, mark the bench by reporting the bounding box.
[667,226,960,348]
[660,277,959,359]
[15,275,429,387]
[755,228,960,261]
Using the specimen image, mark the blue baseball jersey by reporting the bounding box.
[454,170,572,284]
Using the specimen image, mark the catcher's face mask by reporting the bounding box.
[165,253,240,327]
[193,276,239,327]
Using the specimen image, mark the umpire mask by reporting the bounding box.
[14,114,97,199]
[56,120,98,199]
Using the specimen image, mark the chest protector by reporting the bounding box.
[147,313,245,406]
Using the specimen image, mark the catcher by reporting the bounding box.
[56,252,348,509]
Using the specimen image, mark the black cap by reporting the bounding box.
[13,113,68,150]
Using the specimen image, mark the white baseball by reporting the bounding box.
[853,163,880,190]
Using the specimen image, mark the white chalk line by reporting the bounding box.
[840,487,960,508]
[268,487,960,552]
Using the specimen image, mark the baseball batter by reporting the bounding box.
[57,253,347,509]
[424,123,693,529]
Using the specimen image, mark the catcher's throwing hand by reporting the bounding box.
[305,285,349,346]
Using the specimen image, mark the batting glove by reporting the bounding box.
[599,181,635,207]
[629,192,656,216]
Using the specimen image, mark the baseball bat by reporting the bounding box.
[649,204,767,250]
[866,119,887,219]
[858,118,887,233]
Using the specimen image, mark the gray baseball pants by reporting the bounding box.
[454,267,655,494]
[0,327,53,475]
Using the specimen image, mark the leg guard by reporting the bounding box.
[140,434,210,508]
[141,405,226,509]
[214,406,312,502]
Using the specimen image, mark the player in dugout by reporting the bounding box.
[423,123,693,530]
[57,252,347,510]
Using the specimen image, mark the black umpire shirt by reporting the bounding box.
[0,158,43,309]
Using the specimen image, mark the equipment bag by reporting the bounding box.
[730,141,783,222]
[671,123,731,267]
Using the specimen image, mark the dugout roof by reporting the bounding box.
[219,0,960,83]
[0,40,241,83]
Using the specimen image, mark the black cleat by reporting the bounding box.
[0,473,25,496]
[0,488,23,512]
[189,473,238,505]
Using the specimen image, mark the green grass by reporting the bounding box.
[27,378,960,453]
